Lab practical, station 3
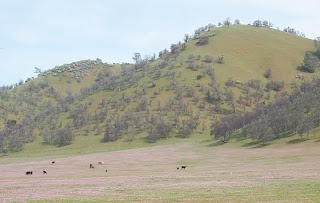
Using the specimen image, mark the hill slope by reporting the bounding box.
[0,24,318,155]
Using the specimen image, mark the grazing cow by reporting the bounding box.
[97,161,104,165]
[43,171,47,174]
[181,166,187,170]
[52,161,55,165]
[106,170,108,173]
[90,164,94,169]
[295,73,304,80]
[177,167,179,170]
[25,171,33,175]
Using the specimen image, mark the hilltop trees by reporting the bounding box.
[170,43,180,59]
[34,67,43,75]
[252,20,262,27]
[252,20,272,28]
[223,17,232,27]
[184,34,190,42]
[283,27,305,37]
[133,53,141,63]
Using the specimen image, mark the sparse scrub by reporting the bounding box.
[299,52,319,73]
[204,55,213,63]
[264,69,272,78]
[265,80,285,92]
[197,35,209,45]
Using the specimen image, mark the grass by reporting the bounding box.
[1,136,320,202]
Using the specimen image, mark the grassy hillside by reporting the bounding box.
[183,25,313,84]
[0,24,318,155]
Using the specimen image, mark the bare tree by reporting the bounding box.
[223,17,232,27]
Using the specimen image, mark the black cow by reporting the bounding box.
[52,161,55,164]
[177,167,179,170]
[43,171,47,174]
[90,164,94,169]
[25,171,33,175]
[181,166,186,170]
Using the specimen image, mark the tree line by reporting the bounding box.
[212,77,320,143]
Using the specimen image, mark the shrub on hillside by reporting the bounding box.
[179,118,200,138]
[264,69,272,78]
[147,119,172,142]
[217,55,224,64]
[299,52,319,73]
[247,79,261,90]
[265,80,285,92]
[211,121,233,142]
[204,55,213,63]
[43,125,74,146]
[197,35,209,46]
[9,134,22,152]
[314,38,320,58]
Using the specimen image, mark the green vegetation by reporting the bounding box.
[0,23,318,155]
[299,52,319,72]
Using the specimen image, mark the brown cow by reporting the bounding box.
[90,164,94,169]
[97,161,104,165]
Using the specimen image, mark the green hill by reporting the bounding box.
[0,24,318,156]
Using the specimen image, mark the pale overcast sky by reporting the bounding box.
[0,0,319,85]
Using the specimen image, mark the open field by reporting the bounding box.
[1,138,320,202]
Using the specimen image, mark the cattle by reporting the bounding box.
[43,171,47,174]
[90,164,94,169]
[181,166,187,170]
[97,161,104,165]
[25,171,33,175]
[52,161,55,165]
[235,80,242,85]
[295,73,304,80]
[106,170,108,173]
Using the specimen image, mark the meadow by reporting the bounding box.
[1,135,319,202]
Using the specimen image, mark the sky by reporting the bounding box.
[0,0,319,85]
